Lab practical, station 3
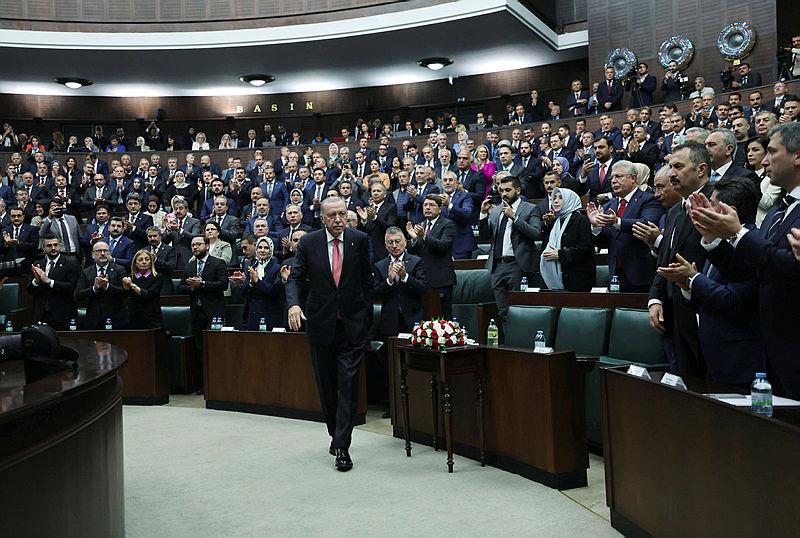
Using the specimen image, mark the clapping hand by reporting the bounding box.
[405,221,422,240]
[356,206,368,221]
[247,265,259,284]
[185,276,202,289]
[627,140,639,153]
[689,192,741,240]
[543,211,556,225]
[632,221,661,248]
[121,276,132,290]
[229,270,244,285]
[94,275,108,290]
[366,205,376,220]
[656,254,698,290]
[281,236,291,253]
[396,261,407,279]
[386,262,399,282]
[406,185,418,198]
[280,265,291,283]
[586,202,602,226]
[440,192,450,207]
[788,228,800,262]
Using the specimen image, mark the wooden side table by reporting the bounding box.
[397,344,486,473]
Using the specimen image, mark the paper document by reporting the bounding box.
[705,393,800,407]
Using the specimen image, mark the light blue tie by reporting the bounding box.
[197,259,205,276]
[710,171,721,184]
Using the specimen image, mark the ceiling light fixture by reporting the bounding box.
[418,57,454,71]
[240,74,275,87]
[54,77,93,89]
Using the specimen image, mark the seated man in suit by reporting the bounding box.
[3,206,39,268]
[106,217,136,271]
[406,195,457,319]
[146,226,177,284]
[439,171,476,259]
[179,235,229,393]
[479,173,542,334]
[75,241,128,330]
[588,160,665,292]
[28,233,80,330]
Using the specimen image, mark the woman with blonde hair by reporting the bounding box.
[122,249,169,328]
[192,132,210,150]
[453,129,469,154]
[472,145,496,195]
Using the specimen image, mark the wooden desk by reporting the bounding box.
[509,290,648,309]
[0,339,127,537]
[389,337,590,489]
[397,344,486,473]
[57,328,170,405]
[601,367,800,536]
[204,331,367,424]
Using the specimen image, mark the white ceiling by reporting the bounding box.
[0,0,587,97]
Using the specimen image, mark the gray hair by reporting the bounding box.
[685,127,710,144]
[710,128,737,149]
[768,122,800,154]
[612,160,638,177]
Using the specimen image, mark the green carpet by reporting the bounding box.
[123,406,618,536]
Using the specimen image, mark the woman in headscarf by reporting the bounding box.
[162,170,197,208]
[540,187,595,292]
[552,156,580,192]
[241,237,287,330]
[632,162,652,192]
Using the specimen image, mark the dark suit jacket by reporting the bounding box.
[737,72,762,89]
[406,183,441,225]
[565,90,590,116]
[150,242,178,279]
[128,273,170,329]
[372,253,428,335]
[441,190,475,259]
[408,216,456,288]
[687,257,765,384]
[163,216,202,271]
[108,235,136,270]
[458,169,486,224]
[260,181,291,216]
[3,223,39,265]
[516,156,547,199]
[582,158,617,200]
[178,255,229,323]
[121,212,154,249]
[362,201,398,262]
[706,205,800,397]
[28,255,80,324]
[285,227,374,346]
[628,74,657,107]
[597,79,624,111]
[599,191,665,287]
[75,263,128,329]
[721,163,758,185]
[628,141,661,174]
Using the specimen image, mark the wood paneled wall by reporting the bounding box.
[587,0,777,103]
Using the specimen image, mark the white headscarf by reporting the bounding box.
[540,187,583,290]
[255,236,274,279]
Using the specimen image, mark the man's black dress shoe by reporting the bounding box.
[334,448,353,472]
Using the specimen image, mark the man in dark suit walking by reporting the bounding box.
[690,123,800,397]
[406,195,457,319]
[588,160,665,292]
[286,197,374,472]
[479,173,543,332]
[649,141,714,378]
[75,241,128,330]
[28,233,80,330]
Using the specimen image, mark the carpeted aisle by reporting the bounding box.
[123,406,618,537]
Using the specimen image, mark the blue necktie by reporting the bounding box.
[197,259,205,276]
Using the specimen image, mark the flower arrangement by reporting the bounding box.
[410,319,467,350]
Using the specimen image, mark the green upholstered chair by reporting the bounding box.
[504,305,557,349]
[161,306,196,392]
[452,269,495,342]
[586,308,669,449]
[172,278,185,294]
[0,282,20,316]
[553,307,610,357]
[77,308,86,323]
[474,243,492,256]
[595,264,610,288]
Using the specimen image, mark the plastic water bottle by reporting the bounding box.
[534,330,546,349]
[4,319,13,332]
[751,372,773,417]
[105,317,113,330]
[486,319,499,347]
[258,317,267,332]
[609,275,620,293]
[520,276,528,291]
[69,318,77,331]
[212,317,220,331]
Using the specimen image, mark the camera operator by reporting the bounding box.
[625,62,657,107]
[661,60,687,103]
[730,62,762,90]
[780,35,800,79]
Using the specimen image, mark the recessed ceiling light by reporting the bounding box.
[240,74,275,86]
[54,77,93,89]
[418,57,453,71]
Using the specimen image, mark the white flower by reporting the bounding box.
[444,324,454,335]
[438,337,446,345]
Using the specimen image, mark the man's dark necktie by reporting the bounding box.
[767,195,796,241]
[494,214,509,258]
